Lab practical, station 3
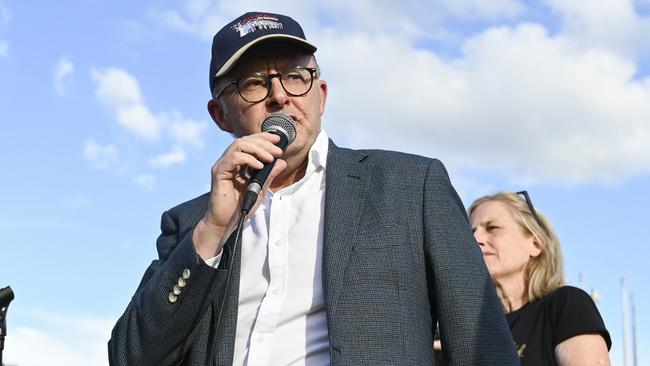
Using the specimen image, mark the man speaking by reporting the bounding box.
[108,11,518,365]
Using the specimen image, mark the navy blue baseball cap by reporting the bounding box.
[209,12,317,94]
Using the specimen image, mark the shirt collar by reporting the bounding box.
[306,128,329,175]
[265,129,328,198]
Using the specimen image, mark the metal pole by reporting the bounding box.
[631,293,637,366]
[621,278,629,366]
[579,272,584,289]
[591,289,600,305]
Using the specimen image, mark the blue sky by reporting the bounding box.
[1,0,649,365]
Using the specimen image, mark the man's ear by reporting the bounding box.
[207,98,233,133]
[318,79,328,116]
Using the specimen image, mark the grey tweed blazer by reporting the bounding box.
[109,140,518,365]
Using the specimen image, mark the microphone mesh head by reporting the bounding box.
[261,113,297,144]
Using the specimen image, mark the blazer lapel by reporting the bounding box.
[322,140,370,320]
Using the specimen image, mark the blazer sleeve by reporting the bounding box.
[108,209,228,366]
[422,159,519,365]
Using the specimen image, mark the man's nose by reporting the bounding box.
[266,77,289,107]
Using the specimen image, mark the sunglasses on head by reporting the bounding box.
[516,190,550,236]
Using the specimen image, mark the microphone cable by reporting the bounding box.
[207,205,248,365]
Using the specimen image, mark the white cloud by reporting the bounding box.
[317,22,650,184]
[146,0,525,47]
[164,112,208,147]
[3,310,113,366]
[147,0,229,40]
[4,328,108,366]
[0,1,10,57]
[87,67,211,186]
[91,67,161,141]
[0,1,10,26]
[88,68,207,176]
[543,0,650,59]
[451,174,499,206]
[54,56,74,95]
[149,146,187,168]
[134,173,156,190]
[440,0,526,20]
[83,138,119,170]
[147,1,423,41]
[117,103,160,139]
[132,2,650,184]
[92,68,142,106]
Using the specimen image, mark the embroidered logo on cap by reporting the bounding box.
[232,14,284,37]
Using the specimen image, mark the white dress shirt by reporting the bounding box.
[208,129,330,366]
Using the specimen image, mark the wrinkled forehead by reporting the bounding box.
[471,200,514,222]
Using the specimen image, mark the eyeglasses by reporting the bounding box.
[516,190,550,236]
[213,67,318,103]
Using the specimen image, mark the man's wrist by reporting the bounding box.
[192,219,226,261]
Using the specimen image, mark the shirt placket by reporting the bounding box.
[246,193,289,365]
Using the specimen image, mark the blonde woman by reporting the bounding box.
[468,191,611,366]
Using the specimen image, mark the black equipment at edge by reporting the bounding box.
[0,286,15,366]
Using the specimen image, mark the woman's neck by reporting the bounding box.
[493,274,529,314]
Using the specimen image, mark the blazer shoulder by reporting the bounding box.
[362,149,448,176]
[331,141,441,169]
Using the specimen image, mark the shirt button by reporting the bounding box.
[272,289,280,295]
[274,241,281,246]
[257,336,264,343]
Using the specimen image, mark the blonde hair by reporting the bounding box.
[468,191,566,301]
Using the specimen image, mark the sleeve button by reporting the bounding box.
[168,292,178,303]
[182,268,191,280]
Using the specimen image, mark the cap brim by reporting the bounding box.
[215,34,317,78]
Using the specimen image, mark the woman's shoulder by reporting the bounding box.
[547,285,593,303]
[543,286,611,349]
[541,285,597,315]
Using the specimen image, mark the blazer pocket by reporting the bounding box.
[337,235,406,360]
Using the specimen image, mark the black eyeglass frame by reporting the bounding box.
[212,66,318,103]
[516,190,550,236]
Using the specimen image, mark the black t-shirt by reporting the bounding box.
[506,286,612,366]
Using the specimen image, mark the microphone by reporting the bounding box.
[241,113,296,213]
